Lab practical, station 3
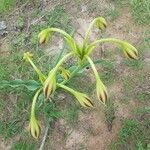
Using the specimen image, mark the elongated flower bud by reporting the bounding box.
[29,89,42,139]
[29,116,41,139]
[95,17,107,30]
[74,92,94,108]
[122,42,138,60]
[43,70,56,99]
[96,78,108,105]
[86,56,108,105]
[38,28,51,44]
[59,67,71,80]
[57,84,94,108]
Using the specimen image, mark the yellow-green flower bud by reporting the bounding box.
[43,70,56,99]
[29,89,42,139]
[29,116,41,139]
[38,28,51,44]
[74,92,94,108]
[95,17,107,30]
[57,84,94,108]
[122,42,138,60]
[86,56,108,105]
[23,52,33,61]
[96,78,108,105]
[59,67,71,80]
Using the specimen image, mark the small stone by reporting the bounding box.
[0,21,7,31]
[81,5,87,12]
[0,21,7,37]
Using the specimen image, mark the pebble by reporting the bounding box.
[0,21,7,31]
[0,21,7,37]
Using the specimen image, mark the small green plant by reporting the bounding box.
[1,17,138,139]
[0,0,15,14]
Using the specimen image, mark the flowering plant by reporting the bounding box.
[1,17,138,139]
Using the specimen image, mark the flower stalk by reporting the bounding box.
[57,83,94,108]
[43,52,73,99]
[29,88,42,139]
[86,56,108,105]
[83,17,107,47]
[23,52,46,84]
[87,38,138,59]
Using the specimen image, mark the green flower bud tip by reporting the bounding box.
[29,116,41,139]
[23,52,33,61]
[57,84,94,108]
[122,42,138,60]
[96,78,108,105]
[75,92,94,108]
[38,28,50,44]
[95,17,107,30]
[59,67,71,80]
[43,70,56,99]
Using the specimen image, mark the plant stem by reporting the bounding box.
[57,83,76,94]
[60,59,104,85]
[87,38,124,54]
[27,58,46,84]
[53,52,73,72]
[83,18,97,47]
[91,38,124,46]
[48,28,75,42]
[54,28,76,66]
[31,88,42,118]
[86,56,99,79]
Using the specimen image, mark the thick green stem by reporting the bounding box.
[53,52,73,74]
[54,29,76,66]
[27,58,46,84]
[48,28,75,42]
[31,88,42,118]
[27,58,41,75]
[83,18,97,47]
[90,38,123,46]
[86,56,99,79]
[57,83,76,94]
[87,38,124,55]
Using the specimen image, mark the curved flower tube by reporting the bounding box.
[83,17,107,47]
[29,88,42,139]
[86,56,108,105]
[57,83,94,108]
[38,28,79,55]
[86,38,138,60]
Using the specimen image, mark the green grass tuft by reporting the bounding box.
[0,0,15,14]
[130,0,150,25]
[11,140,36,150]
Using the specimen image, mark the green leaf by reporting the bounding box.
[0,79,41,91]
